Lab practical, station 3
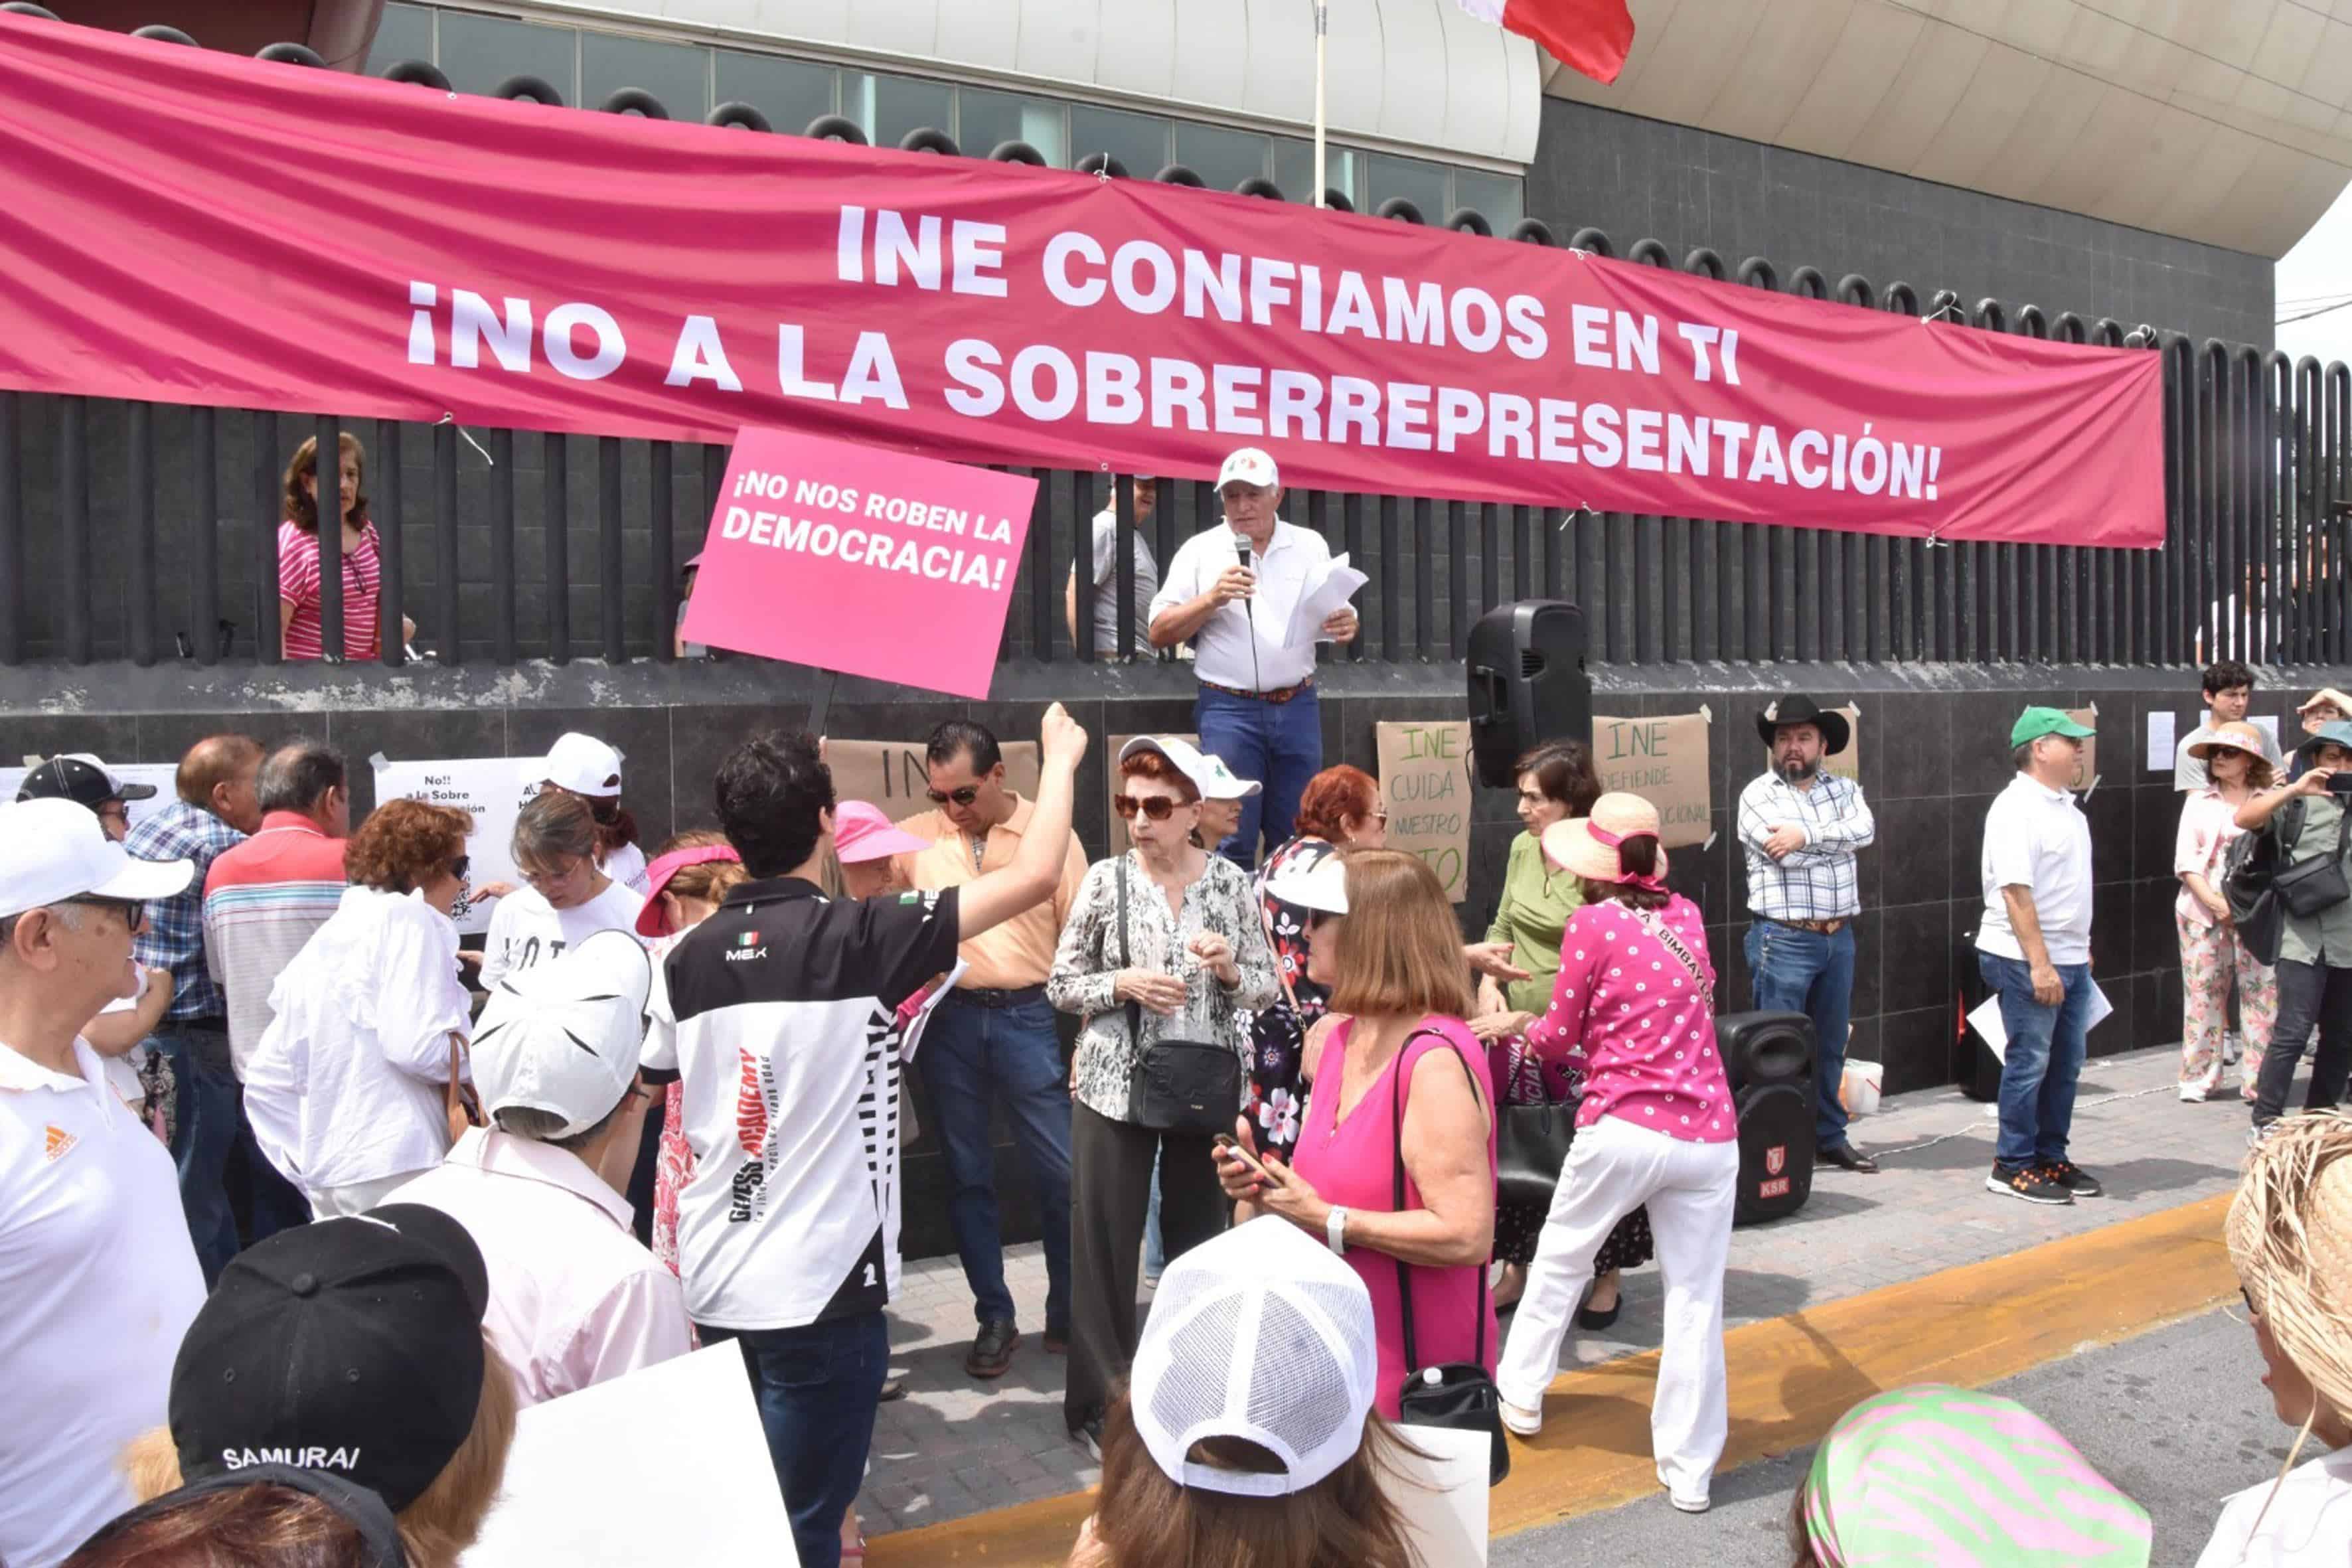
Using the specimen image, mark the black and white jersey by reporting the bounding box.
[642,876,959,1332]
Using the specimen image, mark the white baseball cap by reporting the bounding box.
[1215,447,1280,492]
[1117,736,1223,800]
[0,797,192,920]
[1264,850,1348,915]
[542,733,625,799]
[1129,1216,1379,1497]
[470,929,651,1137]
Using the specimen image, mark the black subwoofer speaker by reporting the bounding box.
[1466,600,1592,789]
[1715,1011,1817,1225]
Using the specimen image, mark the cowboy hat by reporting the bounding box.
[1757,695,1851,756]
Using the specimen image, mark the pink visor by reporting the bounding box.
[835,801,929,864]
[635,844,740,937]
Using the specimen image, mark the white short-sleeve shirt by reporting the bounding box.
[1976,773,2094,965]
[0,1038,205,1568]
[481,880,648,989]
[1148,519,1332,691]
[2196,1448,2352,1567]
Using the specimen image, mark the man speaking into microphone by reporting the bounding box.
[1148,448,1359,868]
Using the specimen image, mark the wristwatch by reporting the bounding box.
[1325,1206,1348,1255]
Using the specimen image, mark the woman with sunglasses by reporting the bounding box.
[479,793,647,990]
[245,801,481,1218]
[1048,742,1279,1454]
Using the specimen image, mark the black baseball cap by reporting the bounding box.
[17,753,155,810]
[169,1205,491,1513]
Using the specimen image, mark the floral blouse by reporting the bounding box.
[1245,835,1337,1160]
[1048,850,1281,1125]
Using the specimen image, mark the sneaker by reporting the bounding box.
[965,1319,1021,1379]
[2039,1160,2103,1198]
[2225,1031,2244,1065]
[1986,1163,2073,1205]
[1669,1491,1712,1514]
[1499,1399,1543,1437]
[2179,1082,2213,1103]
[1068,1413,1103,1459]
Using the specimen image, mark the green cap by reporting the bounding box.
[2011,706,2095,748]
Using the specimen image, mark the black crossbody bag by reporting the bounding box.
[2272,796,2352,918]
[1391,1028,1510,1486]
[1116,857,1242,1136]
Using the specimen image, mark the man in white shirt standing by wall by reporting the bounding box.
[1148,448,1359,868]
[1976,708,2103,1210]
[0,798,202,1568]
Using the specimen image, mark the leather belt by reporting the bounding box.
[1200,676,1314,705]
[1763,916,1849,935]
[947,984,1048,1009]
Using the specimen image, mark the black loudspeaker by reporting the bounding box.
[1715,1012,1817,1225]
[1467,600,1592,789]
[1956,926,2001,1102]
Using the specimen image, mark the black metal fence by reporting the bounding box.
[2,2,2347,672]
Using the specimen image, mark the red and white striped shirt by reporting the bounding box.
[277,519,382,661]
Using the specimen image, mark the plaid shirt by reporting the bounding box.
[126,800,247,1023]
[1738,769,1876,922]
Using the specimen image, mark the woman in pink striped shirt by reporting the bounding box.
[277,433,412,661]
[1492,792,1739,1516]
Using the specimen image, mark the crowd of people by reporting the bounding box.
[5,443,2352,1568]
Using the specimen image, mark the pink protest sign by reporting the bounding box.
[680,427,1036,699]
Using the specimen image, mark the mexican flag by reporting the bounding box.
[1452,0,1636,84]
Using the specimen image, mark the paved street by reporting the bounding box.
[861,1043,2259,1536]
[1493,1304,2281,1567]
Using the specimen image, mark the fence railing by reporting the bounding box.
[2,2,2347,671]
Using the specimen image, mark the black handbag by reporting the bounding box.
[1116,858,1242,1137]
[2225,804,2290,967]
[1390,1030,1510,1486]
[2272,797,2352,919]
[1493,1045,1579,1212]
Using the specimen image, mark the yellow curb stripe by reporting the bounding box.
[871,1193,2236,1565]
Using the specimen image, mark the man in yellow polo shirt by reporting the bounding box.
[899,720,1088,1381]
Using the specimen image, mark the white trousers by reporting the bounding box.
[1494,1114,1739,1500]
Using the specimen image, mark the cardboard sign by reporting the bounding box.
[1376,720,1473,902]
[371,756,537,935]
[824,738,1040,822]
[461,1344,797,1567]
[0,759,180,835]
[1821,704,1865,783]
[1108,733,1201,854]
[679,426,1038,700]
[1591,712,1713,849]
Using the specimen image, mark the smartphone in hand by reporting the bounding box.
[1214,1133,1283,1188]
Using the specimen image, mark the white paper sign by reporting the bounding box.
[0,761,181,834]
[2253,714,2282,755]
[1967,981,2114,1063]
[370,756,537,935]
[2146,711,2176,774]
[461,1344,795,1567]
[1287,552,1370,646]
[1392,1423,1490,1567]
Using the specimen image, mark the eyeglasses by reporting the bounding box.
[1370,811,1390,827]
[62,896,145,933]
[450,856,471,882]
[1113,796,1187,821]
[927,785,982,809]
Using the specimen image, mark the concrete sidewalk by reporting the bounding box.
[860,1042,2253,1537]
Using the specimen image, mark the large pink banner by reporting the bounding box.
[0,13,2163,548]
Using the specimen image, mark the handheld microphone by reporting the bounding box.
[1233,531,1261,692]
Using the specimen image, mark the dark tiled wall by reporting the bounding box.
[6,659,2307,1256]
[1528,99,2275,351]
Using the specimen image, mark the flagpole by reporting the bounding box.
[1312,0,1328,208]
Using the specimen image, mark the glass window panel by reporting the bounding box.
[1454,169,1524,231]
[1367,152,1449,222]
[870,73,955,148]
[1067,104,1168,177]
[367,3,435,75]
[581,31,708,121]
[1172,121,1267,192]
[958,88,1066,166]
[436,13,576,104]
[1275,137,1360,208]
[714,50,836,133]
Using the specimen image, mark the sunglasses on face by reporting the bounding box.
[450,856,471,883]
[1113,795,1187,821]
[64,896,145,933]
[927,785,982,808]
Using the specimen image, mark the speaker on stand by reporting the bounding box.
[1716,1010,1817,1225]
[1468,600,1593,787]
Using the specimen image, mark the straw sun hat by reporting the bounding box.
[1539,791,1668,884]
[2229,1112,2352,1433]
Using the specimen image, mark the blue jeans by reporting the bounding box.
[915,993,1072,1333]
[1196,684,1322,867]
[1979,953,2095,1169]
[153,1024,240,1287]
[1745,921,1857,1151]
[700,1311,887,1568]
